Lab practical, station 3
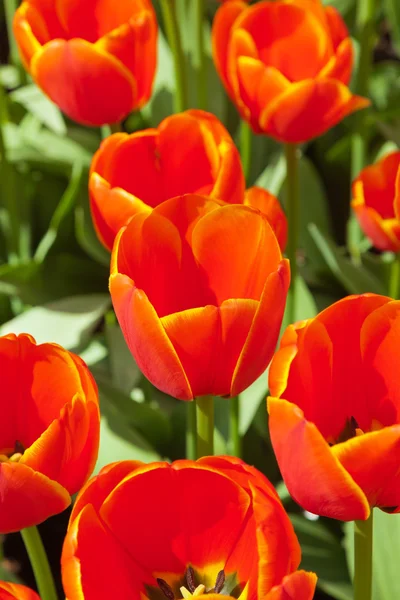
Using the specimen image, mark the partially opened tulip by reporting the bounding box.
[0,334,100,533]
[352,151,400,252]
[13,0,157,126]
[110,194,290,400]
[62,456,317,600]
[212,0,369,143]
[0,582,40,600]
[268,294,400,521]
[90,110,245,250]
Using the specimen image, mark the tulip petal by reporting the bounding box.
[89,173,152,250]
[244,187,287,251]
[354,151,400,218]
[192,204,282,303]
[161,299,258,398]
[231,261,290,396]
[71,460,144,523]
[212,1,249,98]
[62,503,145,600]
[236,58,290,130]
[0,461,70,533]
[109,274,192,400]
[90,131,129,182]
[31,39,135,126]
[265,571,317,600]
[21,394,100,494]
[95,9,157,106]
[318,38,353,84]
[324,5,351,50]
[0,582,40,600]
[352,191,400,252]
[332,426,400,510]
[100,463,251,584]
[260,79,370,144]
[13,3,47,68]
[237,1,332,81]
[268,398,370,521]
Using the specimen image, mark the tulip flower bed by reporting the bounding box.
[0,0,400,599]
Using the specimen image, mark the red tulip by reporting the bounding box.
[212,0,369,143]
[110,194,290,400]
[13,0,157,126]
[0,582,39,600]
[352,151,400,252]
[0,334,100,532]
[62,456,317,600]
[268,294,400,521]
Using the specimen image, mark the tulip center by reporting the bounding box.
[157,567,226,599]
[0,440,25,463]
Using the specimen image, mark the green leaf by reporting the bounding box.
[0,294,110,350]
[105,316,142,393]
[10,84,67,136]
[292,514,352,600]
[344,511,400,600]
[75,196,110,267]
[309,224,387,295]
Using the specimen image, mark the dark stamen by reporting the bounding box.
[157,578,175,600]
[214,570,225,594]
[350,416,359,431]
[14,440,25,455]
[186,566,196,593]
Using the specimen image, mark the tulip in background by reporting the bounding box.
[109,194,290,400]
[61,456,317,600]
[13,0,157,126]
[0,334,100,533]
[212,0,369,143]
[90,109,287,251]
[0,582,40,600]
[352,151,400,252]
[268,294,400,521]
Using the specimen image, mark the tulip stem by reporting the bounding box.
[159,0,188,113]
[186,401,197,460]
[353,511,373,600]
[389,253,400,298]
[348,0,376,260]
[284,142,300,325]
[196,395,214,457]
[240,121,252,183]
[21,526,58,600]
[194,0,207,109]
[230,396,242,458]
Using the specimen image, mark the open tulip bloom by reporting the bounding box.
[0,334,100,533]
[61,456,317,600]
[0,582,40,600]
[109,194,290,401]
[352,151,400,252]
[268,294,400,521]
[13,0,157,126]
[90,109,287,251]
[212,0,369,143]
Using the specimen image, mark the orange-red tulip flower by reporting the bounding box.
[352,151,400,252]
[62,456,317,600]
[0,583,40,600]
[110,194,290,400]
[13,0,157,126]
[268,294,400,521]
[90,110,245,250]
[0,334,100,533]
[212,0,369,143]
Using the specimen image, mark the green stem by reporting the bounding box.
[21,526,58,600]
[0,84,19,264]
[240,121,252,183]
[389,254,400,298]
[186,401,197,460]
[159,0,188,113]
[196,395,214,458]
[348,0,376,257]
[230,396,241,458]
[284,143,300,325]
[354,511,373,600]
[194,0,207,109]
